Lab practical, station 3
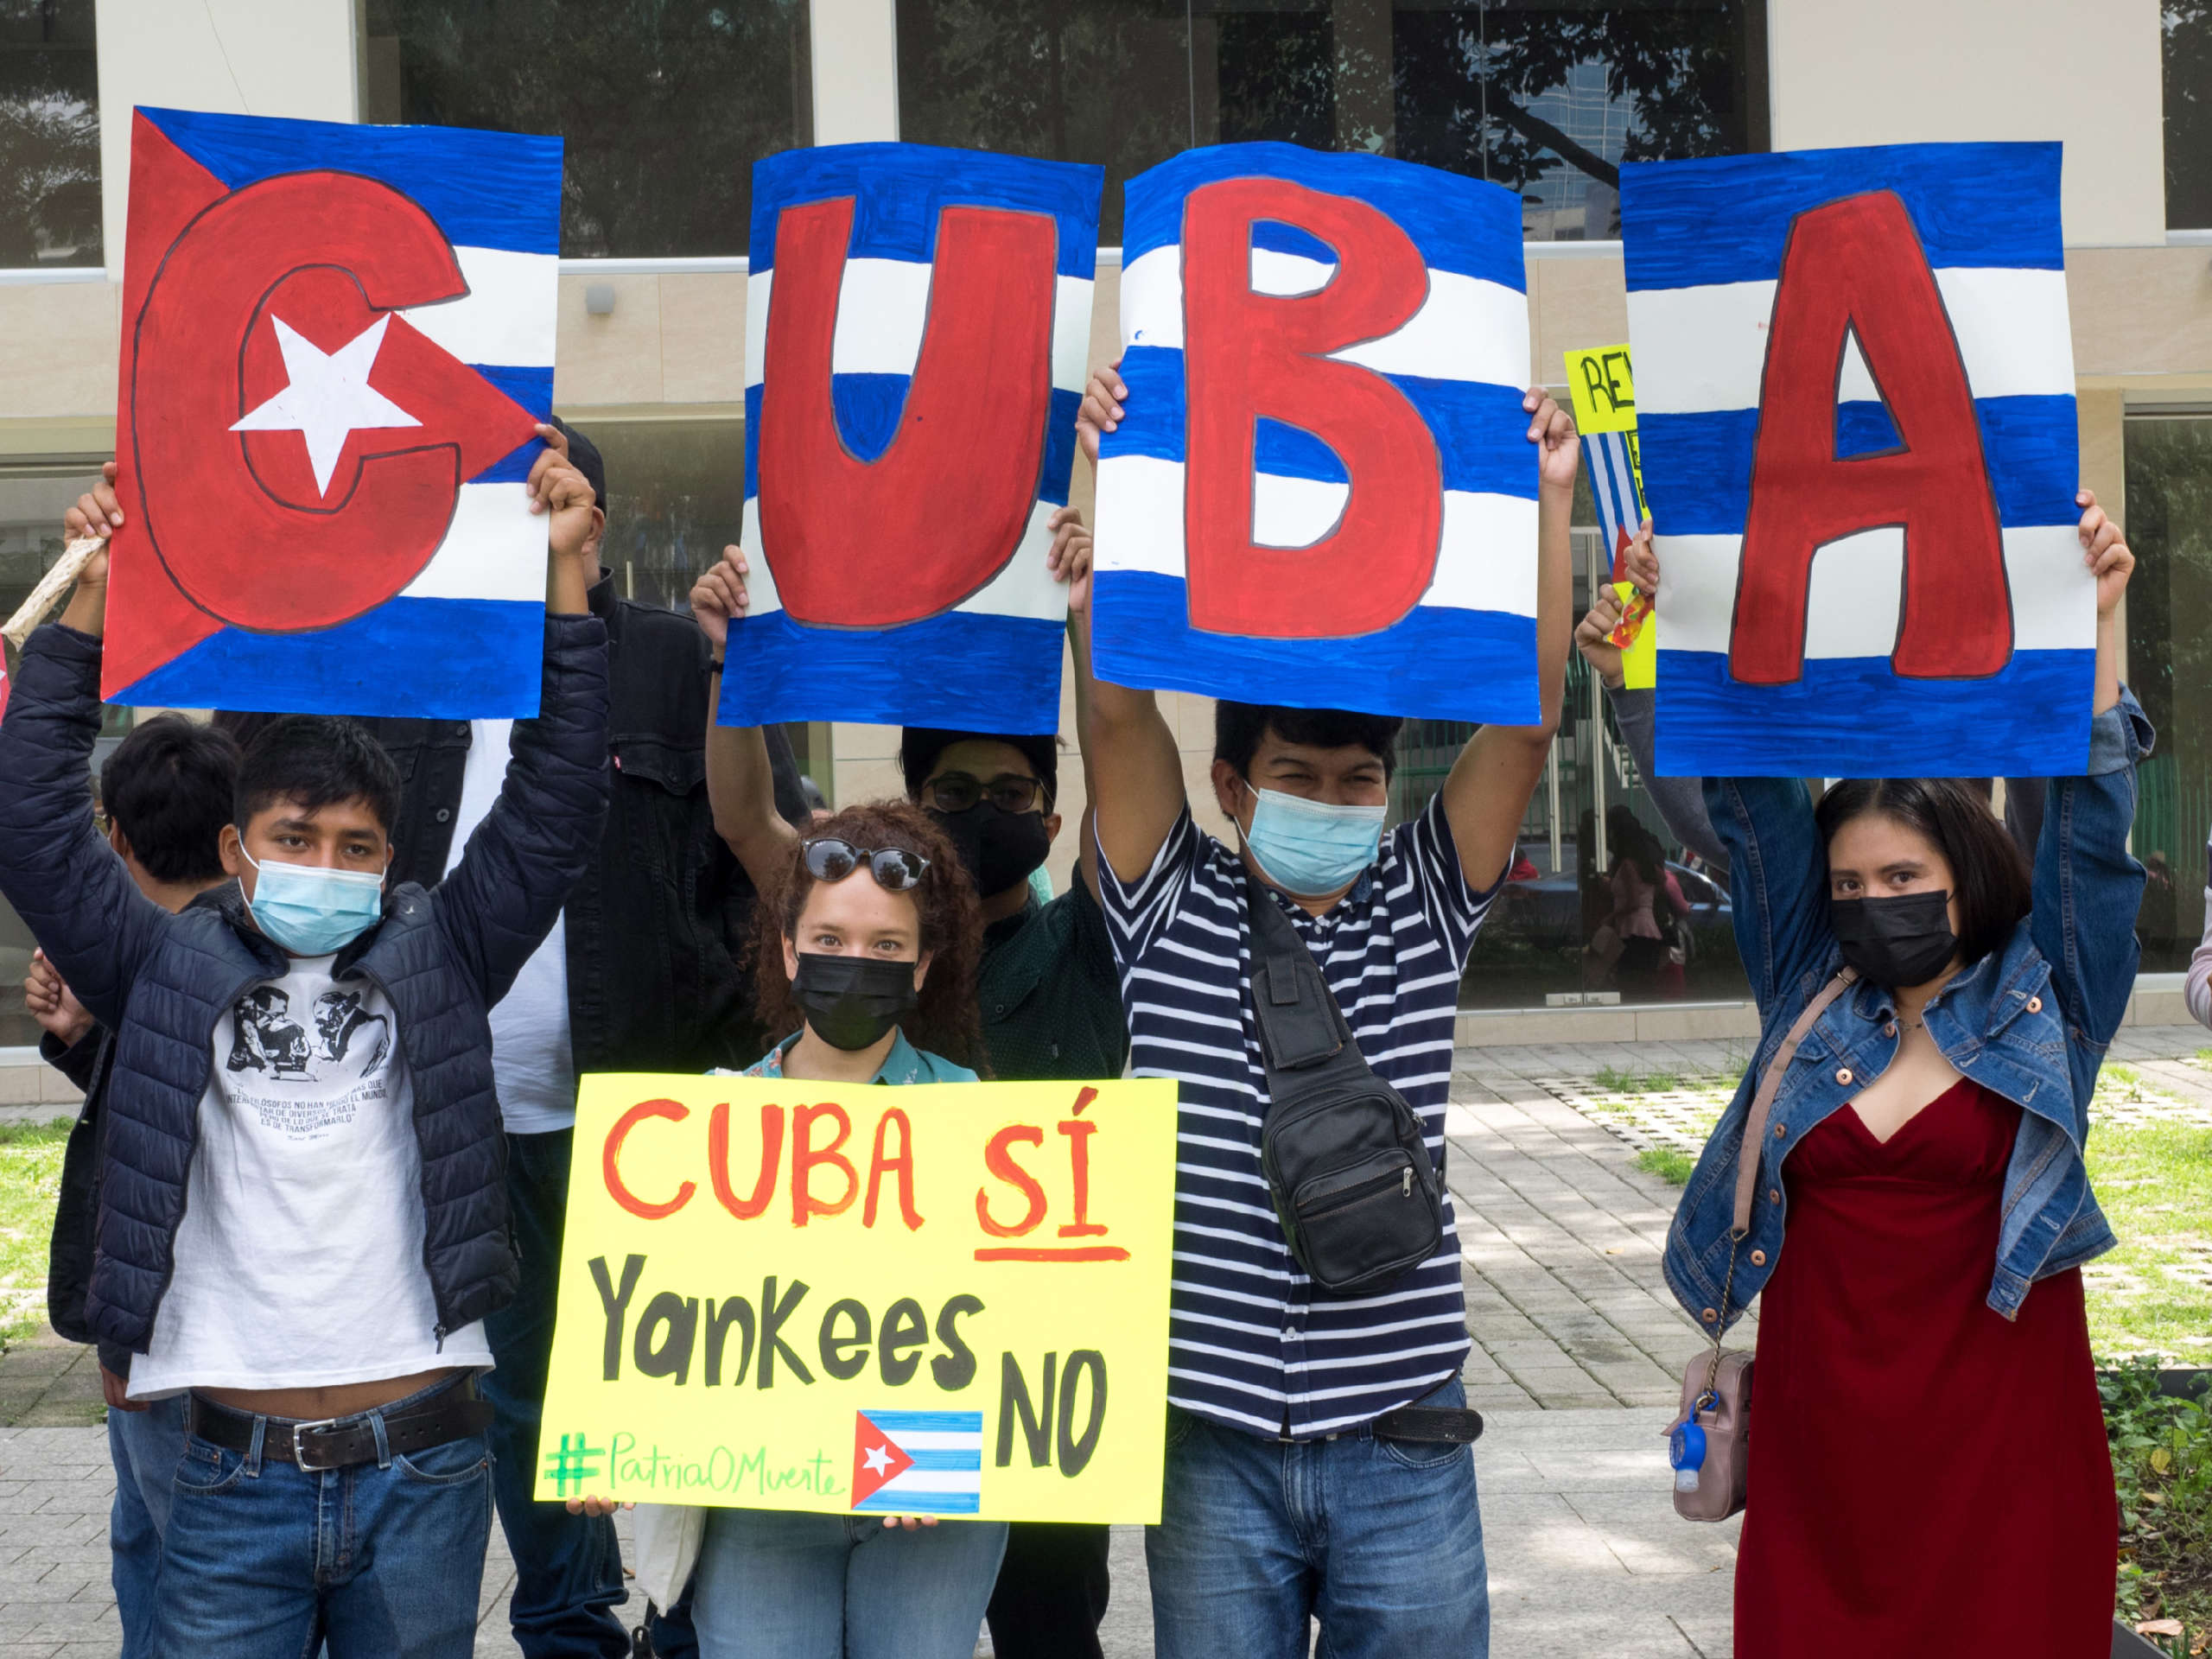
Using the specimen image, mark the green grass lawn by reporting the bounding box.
[2084,1122,2212,1363]
[0,1118,72,1351]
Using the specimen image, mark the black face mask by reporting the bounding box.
[927,802,1051,900]
[1829,891,1959,988]
[791,952,918,1052]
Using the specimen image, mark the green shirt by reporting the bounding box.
[977,876,1128,1083]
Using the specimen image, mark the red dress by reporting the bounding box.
[1735,1077,2116,1657]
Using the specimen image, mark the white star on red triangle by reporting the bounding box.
[230,314,422,498]
[862,1443,893,1476]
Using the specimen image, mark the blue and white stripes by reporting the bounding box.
[121,108,561,717]
[1621,143,2093,778]
[1093,143,1541,724]
[725,144,1101,732]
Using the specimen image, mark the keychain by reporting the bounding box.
[1668,1402,1712,1493]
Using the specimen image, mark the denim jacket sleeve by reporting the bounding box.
[2031,689,2152,1070]
[1702,773,1830,1019]
[1607,687,1728,868]
[0,626,168,1031]
[435,613,613,1006]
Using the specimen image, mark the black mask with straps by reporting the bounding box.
[1828,891,1958,988]
[791,952,918,1052]
[927,802,1051,900]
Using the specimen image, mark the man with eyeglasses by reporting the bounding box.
[692,508,1128,1659]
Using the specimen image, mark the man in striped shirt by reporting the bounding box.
[1072,372,1579,1658]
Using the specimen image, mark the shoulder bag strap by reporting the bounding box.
[1694,965,1858,1407]
[1728,966,1859,1236]
[1245,879,1351,1074]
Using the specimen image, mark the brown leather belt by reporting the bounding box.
[187,1375,493,1472]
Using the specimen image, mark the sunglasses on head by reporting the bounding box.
[802,837,930,893]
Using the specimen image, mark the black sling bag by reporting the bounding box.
[1248,882,1446,1297]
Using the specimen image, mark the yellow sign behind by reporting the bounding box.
[536,1075,1179,1523]
[1564,342,1639,436]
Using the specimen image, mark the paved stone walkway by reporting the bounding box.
[9,1027,2207,1656]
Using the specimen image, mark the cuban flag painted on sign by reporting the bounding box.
[1588,430,1643,569]
[1091,143,1538,723]
[723,143,1103,734]
[850,1409,983,1516]
[1621,143,2088,778]
[100,107,560,718]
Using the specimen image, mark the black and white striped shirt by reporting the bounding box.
[1098,798,1495,1437]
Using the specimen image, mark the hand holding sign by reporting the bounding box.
[537,1076,1175,1524]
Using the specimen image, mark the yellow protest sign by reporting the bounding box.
[536,1075,1178,1524]
[1611,582,1656,690]
[1567,342,1655,688]
[1564,343,1639,437]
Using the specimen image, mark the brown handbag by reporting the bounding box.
[1668,968,1858,1522]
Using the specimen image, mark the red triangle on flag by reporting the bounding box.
[850,1412,915,1508]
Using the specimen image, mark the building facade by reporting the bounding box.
[3,0,2208,1039]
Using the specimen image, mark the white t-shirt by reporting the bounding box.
[130,955,493,1398]
[444,718,578,1135]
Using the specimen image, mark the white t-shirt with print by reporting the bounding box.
[129,953,493,1398]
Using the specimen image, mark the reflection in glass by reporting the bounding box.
[1393,0,1767,240]
[2123,415,2212,969]
[2168,2,2212,229]
[0,0,99,266]
[362,0,810,257]
[575,417,747,613]
[897,0,1763,249]
[894,0,1194,245]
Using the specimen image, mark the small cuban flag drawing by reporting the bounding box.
[100,106,561,719]
[850,1409,984,1516]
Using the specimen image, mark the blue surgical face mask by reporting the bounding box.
[241,849,385,957]
[1239,783,1387,899]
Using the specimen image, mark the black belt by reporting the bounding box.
[1370,1402,1484,1446]
[187,1375,493,1472]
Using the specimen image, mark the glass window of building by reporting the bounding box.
[2123,411,2212,969]
[0,0,100,267]
[2168,2,2212,229]
[574,416,747,611]
[360,0,811,257]
[895,0,1767,245]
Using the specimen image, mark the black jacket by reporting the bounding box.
[0,615,611,1352]
[221,574,804,1079]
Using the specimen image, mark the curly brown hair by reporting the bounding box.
[747,798,988,1071]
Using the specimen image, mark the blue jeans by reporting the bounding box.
[1146,1377,1490,1659]
[483,1129,632,1656]
[108,1392,186,1658]
[690,1508,1008,1659]
[150,1376,493,1658]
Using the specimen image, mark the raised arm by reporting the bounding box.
[2030,491,2148,1055]
[435,441,612,1002]
[692,548,801,893]
[0,472,168,1029]
[1434,389,1576,887]
[1703,772,1831,1019]
[1575,524,1728,869]
[1045,505,1103,902]
[1074,363,1190,887]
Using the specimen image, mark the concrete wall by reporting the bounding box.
[93,0,359,277]
[1770,0,2167,246]
[1767,0,2169,246]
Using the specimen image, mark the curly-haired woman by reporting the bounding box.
[573,789,999,1658]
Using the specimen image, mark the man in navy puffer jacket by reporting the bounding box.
[0,436,610,1659]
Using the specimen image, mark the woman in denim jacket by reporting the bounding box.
[1662,492,2144,1659]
